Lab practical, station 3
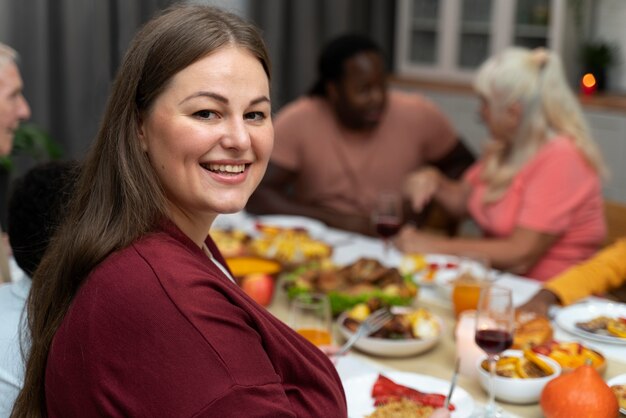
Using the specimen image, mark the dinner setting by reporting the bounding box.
[2,1,626,417]
[211,209,626,418]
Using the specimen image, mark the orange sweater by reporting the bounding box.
[545,239,626,305]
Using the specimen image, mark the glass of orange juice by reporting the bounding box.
[451,256,491,318]
[289,293,332,347]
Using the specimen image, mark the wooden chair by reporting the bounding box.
[604,200,626,246]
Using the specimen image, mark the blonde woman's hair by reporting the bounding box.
[473,47,607,202]
[0,42,18,70]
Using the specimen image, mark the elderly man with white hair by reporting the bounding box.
[0,42,31,283]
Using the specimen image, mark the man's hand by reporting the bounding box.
[403,167,443,213]
[516,289,560,318]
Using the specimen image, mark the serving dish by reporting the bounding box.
[282,258,418,315]
[476,349,561,404]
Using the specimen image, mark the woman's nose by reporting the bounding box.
[221,119,251,150]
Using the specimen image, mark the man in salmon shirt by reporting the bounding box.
[247,34,474,236]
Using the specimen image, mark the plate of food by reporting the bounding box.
[342,371,474,418]
[401,254,459,288]
[337,303,443,357]
[607,374,626,414]
[253,215,328,238]
[554,301,626,345]
[249,222,332,266]
[282,258,418,315]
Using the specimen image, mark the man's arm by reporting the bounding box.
[431,138,476,180]
[246,162,374,235]
[410,139,475,234]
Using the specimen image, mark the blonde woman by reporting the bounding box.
[396,47,606,282]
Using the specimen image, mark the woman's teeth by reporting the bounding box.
[203,163,245,174]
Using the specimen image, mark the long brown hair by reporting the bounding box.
[11,4,270,417]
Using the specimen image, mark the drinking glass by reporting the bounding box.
[372,191,403,257]
[451,255,491,318]
[288,293,332,347]
[473,286,514,418]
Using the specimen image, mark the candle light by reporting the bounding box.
[581,72,597,96]
[454,310,485,380]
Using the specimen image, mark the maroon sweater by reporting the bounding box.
[45,222,347,417]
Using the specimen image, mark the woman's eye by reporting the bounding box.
[245,111,266,121]
[193,110,216,119]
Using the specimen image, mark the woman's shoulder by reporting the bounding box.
[537,136,580,157]
[529,136,591,172]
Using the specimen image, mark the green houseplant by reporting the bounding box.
[0,123,62,170]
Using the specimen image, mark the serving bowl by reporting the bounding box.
[336,307,443,357]
[476,349,561,404]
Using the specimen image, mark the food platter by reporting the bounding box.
[554,301,626,345]
[282,258,418,315]
[342,371,474,418]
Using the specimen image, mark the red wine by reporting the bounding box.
[376,221,401,238]
[475,329,513,354]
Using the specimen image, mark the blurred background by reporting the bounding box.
[1,0,625,226]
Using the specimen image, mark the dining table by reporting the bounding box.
[215,211,626,418]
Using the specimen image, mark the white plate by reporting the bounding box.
[609,374,626,386]
[253,215,327,238]
[342,371,474,418]
[555,301,626,345]
[410,254,460,292]
[608,374,626,415]
[336,308,443,357]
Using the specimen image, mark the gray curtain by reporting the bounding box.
[249,0,397,111]
[0,0,174,168]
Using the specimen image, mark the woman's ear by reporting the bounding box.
[507,102,523,126]
[137,116,148,152]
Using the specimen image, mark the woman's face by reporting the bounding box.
[139,46,273,230]
[478,95,520,143]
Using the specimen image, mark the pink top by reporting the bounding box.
[464,137,605,281]
[271,91,457,215]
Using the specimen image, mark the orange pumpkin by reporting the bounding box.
[540,364,618,418]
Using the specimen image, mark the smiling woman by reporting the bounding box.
[11,4,347,418]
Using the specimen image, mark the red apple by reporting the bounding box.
[241,273,275,306]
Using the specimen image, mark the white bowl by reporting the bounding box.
[336,308,443,357]
[476,349,561,404]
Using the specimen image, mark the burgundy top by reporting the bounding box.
[45,221,347,417]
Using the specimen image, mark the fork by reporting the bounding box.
[336,308,394,356]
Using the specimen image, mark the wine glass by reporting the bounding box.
[473,286,514,418]
[372,191,403,257]
[288,293,332,347]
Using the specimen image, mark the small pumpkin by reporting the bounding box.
[540,364,618,418]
